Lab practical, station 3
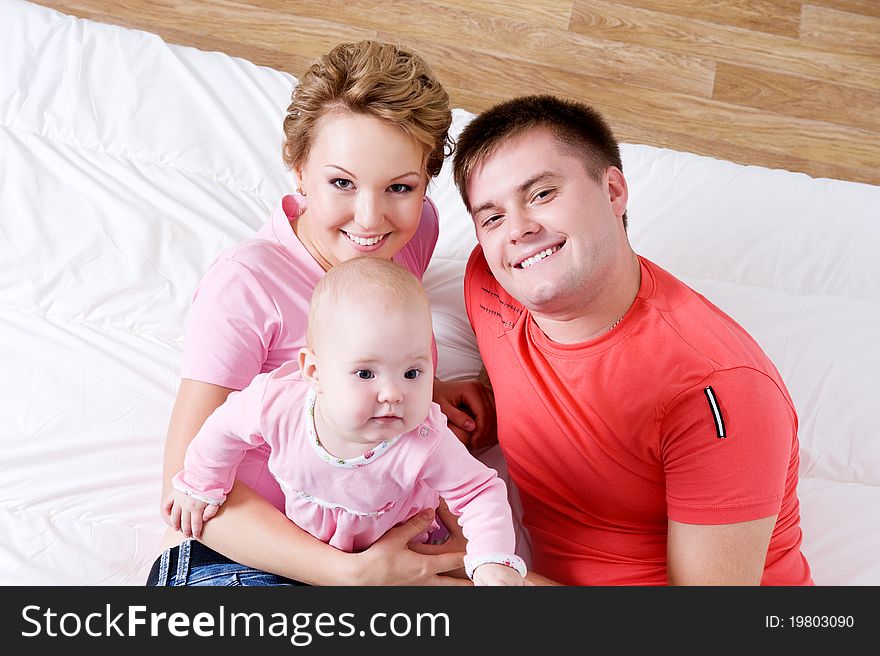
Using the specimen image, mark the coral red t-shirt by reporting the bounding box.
[465,249,812,586]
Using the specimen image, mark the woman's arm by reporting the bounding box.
[161,379,236,502]
[162,378,467,585]
[203,486,468,586]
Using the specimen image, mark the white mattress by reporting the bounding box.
[2,0,878,585]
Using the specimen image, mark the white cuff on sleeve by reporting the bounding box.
[172,476,226,506]
[463,553,527,580]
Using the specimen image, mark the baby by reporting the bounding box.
[164,256,526,586]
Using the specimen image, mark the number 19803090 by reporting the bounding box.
[789,616,854,628]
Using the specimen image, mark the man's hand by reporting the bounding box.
[524,572,561,586]
[472,563,525,586]
[162,490,219,540]
[433,377,497,450]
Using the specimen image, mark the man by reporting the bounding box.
[452,95,812,585]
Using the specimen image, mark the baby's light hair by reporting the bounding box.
[307,257,431,350]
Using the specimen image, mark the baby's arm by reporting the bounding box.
[162,489,220,540]
[170,374,273,528]
[421,408,527,586]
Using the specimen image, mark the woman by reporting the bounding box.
[147,40,492,586]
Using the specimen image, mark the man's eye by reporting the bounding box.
[481,215,502,228]
[404,369,421,380]
[355,370,374,380]
[533,188,553,201]
[332,178,354,190]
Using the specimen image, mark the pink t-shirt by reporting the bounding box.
[173,362,525,578]
[179,194,439,510]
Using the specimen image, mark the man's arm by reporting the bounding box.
[524,572,561,586]
[662,368,795,586]
[666,515,776,585]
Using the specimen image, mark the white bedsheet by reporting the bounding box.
[2,0,878,585]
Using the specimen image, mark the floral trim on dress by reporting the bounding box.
[171,481,226,506]
[304,388,402,468]
[463,553,528,580]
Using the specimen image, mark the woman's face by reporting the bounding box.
[294,112,429,271]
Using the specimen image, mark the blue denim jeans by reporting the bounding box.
[146,539,304,587]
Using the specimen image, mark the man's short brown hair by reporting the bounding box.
[452,95,625,226]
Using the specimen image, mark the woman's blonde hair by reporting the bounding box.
[282,40,452,178]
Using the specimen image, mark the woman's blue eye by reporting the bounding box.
[404,369,421,380]
[332,178,353,190]
[355,370,374,380]
[389,183,412,193]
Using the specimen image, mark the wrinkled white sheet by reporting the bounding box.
[2,0,878,585]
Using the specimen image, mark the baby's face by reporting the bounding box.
[312,299,434,447]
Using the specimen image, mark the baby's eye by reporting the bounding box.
[332,178,354,190]
[404,369,421,380]
[355,370,374,380]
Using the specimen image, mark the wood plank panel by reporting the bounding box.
[570,0,880,91]
[242,0,574,31]
[816,0,880,18]
[607,0,803,37]
[374,0,575,30]
[800,5,880,57]
[713,62,880,133]
[38,0,375,70]
[251,0,716,98]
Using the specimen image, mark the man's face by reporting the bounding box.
[466,128,629,319]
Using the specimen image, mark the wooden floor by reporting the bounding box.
[34,0,880,186]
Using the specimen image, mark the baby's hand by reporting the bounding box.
[162,490,218,540]
[472,563,525,587]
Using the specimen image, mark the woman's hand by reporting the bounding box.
[409,499,469,579]
[353,509,470,586]
[195,483,470,586]
[433,377,497,450]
